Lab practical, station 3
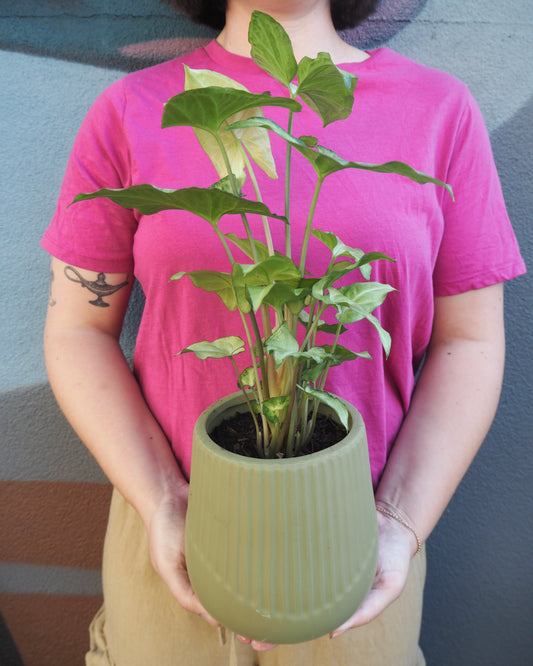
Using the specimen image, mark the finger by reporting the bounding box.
[330,584,401,637]
[163,566,220,627]
[237,636,277,651]
[251,641,278,651]
[178,588,219,627]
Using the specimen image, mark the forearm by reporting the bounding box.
[44,324,188,527]
[376,302,505,546]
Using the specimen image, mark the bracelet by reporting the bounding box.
[376,505,423,555]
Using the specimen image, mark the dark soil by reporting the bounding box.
[210,410,347,459]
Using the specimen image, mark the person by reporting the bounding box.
[41,1,526,664]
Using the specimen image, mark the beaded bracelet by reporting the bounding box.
[376,505,423,555]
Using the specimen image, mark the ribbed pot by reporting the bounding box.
[185,392,378,644]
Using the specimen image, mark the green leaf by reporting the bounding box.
[338,308,392,357]
[253,282,310,314]
[296,52,357,126]
[312,229,366,276]
[173,269,238,310]
[247,284,275,312]
[162,87,300,135]
[209,176,239,194]
[313,282,395,356]
[264,326,366,372]
[298,309,347,335]
[184,65,278,181]
[249,11,298,88]
[331,282,396,313]
[178,336,245,359]
[291,141,454,193]
[311,229,395,280]
[261,395,291,425]
[264,323,299,368]
[224,233,274,262]
[298,385,349,431]
[231,263,252,314]
[239,366,257,388]
[311,230,392,267]
[311,271,353,301]
[72,186,286,226]
[299,135,318,147]
[300,345,371,382]
[311,229,347,253]
[243,256,301,287]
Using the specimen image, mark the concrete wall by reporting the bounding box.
[1,1,531,664]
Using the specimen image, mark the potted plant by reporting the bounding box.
[73,11,451,643]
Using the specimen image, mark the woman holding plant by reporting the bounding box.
[42,0,525,664]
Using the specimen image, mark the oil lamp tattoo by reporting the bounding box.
[64,266,129,307]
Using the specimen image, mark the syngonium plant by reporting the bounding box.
[73,11,452,459]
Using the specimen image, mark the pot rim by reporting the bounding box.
[194,391,366,469]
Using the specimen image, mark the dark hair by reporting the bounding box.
[163,1,380,31]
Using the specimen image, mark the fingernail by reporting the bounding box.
[330,629,344,639]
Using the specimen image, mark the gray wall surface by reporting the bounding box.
[1,1,532,664]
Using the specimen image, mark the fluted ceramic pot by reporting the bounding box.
[185,392,378,644]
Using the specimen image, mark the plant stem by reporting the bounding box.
[299,298,318,350]
[248,309,268,397]
[214,228,236,266]
[280,368,299,456]
[237,309,271,454]
[215,133,258,263]
[300,301,327,352]
[239,145,275,257]
[230,357,261,441]
[284,109,294,258]
[318,321,343,391]
[299,176,324,275]
[239,144,278,362]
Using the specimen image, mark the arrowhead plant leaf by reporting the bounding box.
[262,396,291,425]
[178,336,245,359]
[72,185,286,226]
[224,233,275,262]
[264,323,299,368]
[296,52,357,126]
[298,386,350,432]
[249,11,298,88]
[184,65,278,181]
[162,87,301,135]
[226,118,453,195]
[300,345,371,383]
[171,270,238,310]
[239,366,257,389]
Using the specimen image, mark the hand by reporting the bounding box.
[148,490,277,648]
[330,506,417,638]
[146,489,220,627]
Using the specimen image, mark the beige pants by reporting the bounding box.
[87,489,426,666]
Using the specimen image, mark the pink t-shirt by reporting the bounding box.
[42,42,526,487]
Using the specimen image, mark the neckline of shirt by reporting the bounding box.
[203,39,389,75]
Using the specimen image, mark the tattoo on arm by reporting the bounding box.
[64,265,129,307]
[48,268,56,307]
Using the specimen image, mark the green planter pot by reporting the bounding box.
[185,392,378,644]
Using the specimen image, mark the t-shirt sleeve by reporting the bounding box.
[41,78,137,273]
[433,87,526,296]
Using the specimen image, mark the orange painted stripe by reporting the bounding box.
[0,481,112,569]
[1,593,102,666]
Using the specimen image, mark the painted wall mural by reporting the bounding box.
[1,1,531,665]
[1,0,429,69]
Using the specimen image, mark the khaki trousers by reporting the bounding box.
[87,489,426,666]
